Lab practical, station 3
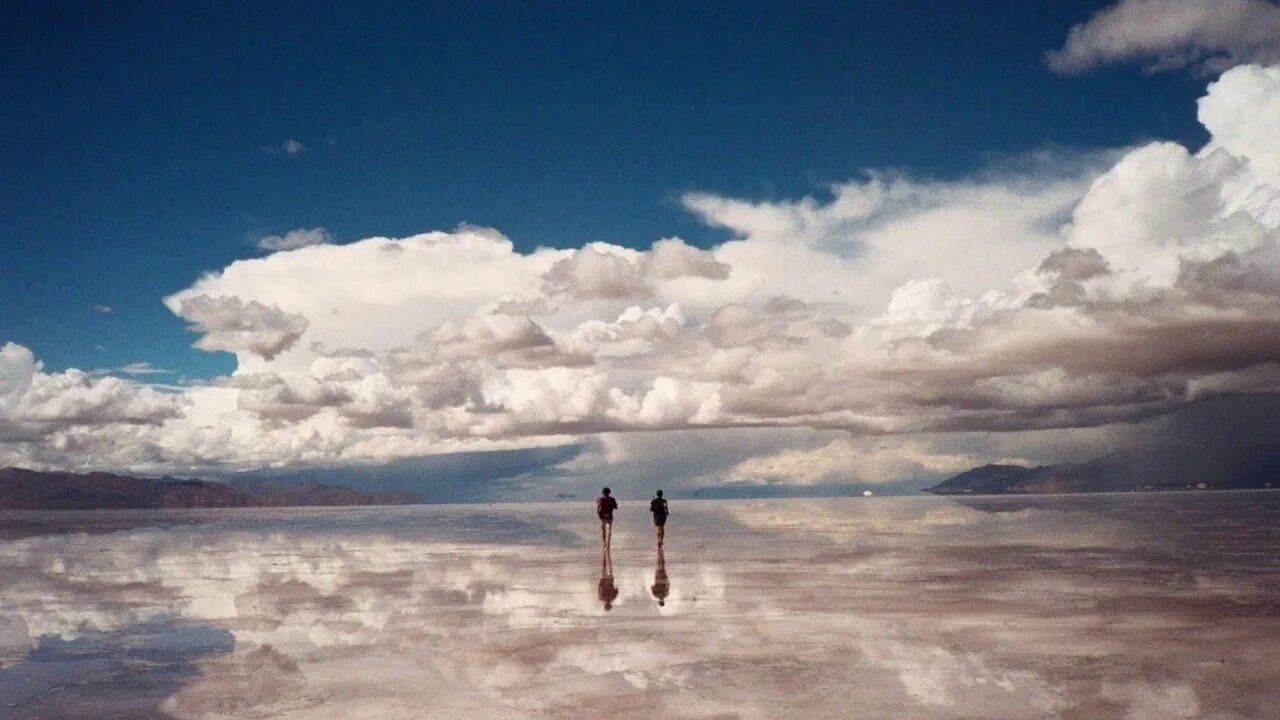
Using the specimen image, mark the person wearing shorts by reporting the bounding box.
[596,487,618,548]
[649,490,669,547]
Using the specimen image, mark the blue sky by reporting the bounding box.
[2,1,1208,379]
[4,0,1280,493]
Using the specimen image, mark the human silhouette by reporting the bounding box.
[596,487,618,548]
[598,546,619,611]
[651,545,670,607]
[649,490,669,547]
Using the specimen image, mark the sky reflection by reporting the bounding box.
[0,494,1277,719]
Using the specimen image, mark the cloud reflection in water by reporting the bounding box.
[0,494,1277,719]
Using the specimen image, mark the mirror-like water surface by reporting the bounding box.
[1,493,1277,719]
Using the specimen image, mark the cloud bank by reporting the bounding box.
[1049,0,1280,74]
[3,65,1280,478]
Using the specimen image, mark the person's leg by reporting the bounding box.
[658,523,665,546]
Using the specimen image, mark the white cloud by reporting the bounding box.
[541,238,731,301]
[170,295,309,360]
[118,362,171,376]
[542,243,649,299]
[681,168,1090,309]
[727,437,993,486]
[1199,64,1280,196]
[0,342,183,446]
[93,304,113,314]
[256,227,333,252]
[164,228,555,374]
[644,237,731,280]
[1048,0,1280,74]
[4,66,1280,475]
[0,343,38,406]
[264,138,308,157]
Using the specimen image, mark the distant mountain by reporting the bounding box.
[925,464,1036,495]
[926,448,1280,495]
[228,478,421,507]
[0,468,420,510]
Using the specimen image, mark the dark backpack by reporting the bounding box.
[650,498,667,514]
[597,496,616,514]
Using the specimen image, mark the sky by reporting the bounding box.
[3,0,1280,499]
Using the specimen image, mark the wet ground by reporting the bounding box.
[1,492,1277,719]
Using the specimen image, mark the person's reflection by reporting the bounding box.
[598,546,619,611]
[651,546,670,607]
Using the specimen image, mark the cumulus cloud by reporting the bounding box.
[0,342,183,447]
[0,343,37,402]
[681,166,1090,308]
[4,65,1280,475]
[93,304,113,314]
[540,238,728,300]
[231,372,354,423]
[542,244,649,299]
[1048,0,1280,74]
[169,295,309,361]
[644,237,731,280]
[256,227,333,252]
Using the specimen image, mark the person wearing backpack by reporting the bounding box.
[596,487,618,548]
[649,490,669,547]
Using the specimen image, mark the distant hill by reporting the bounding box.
[228,478,421,507]
[0,467,420,510]
[926,448,1280,495]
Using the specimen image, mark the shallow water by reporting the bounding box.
[1,492,1277,719]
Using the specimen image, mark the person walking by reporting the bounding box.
[596,487,618,548]
[649,490,669,547]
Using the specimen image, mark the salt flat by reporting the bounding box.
[1,493,1277,719]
